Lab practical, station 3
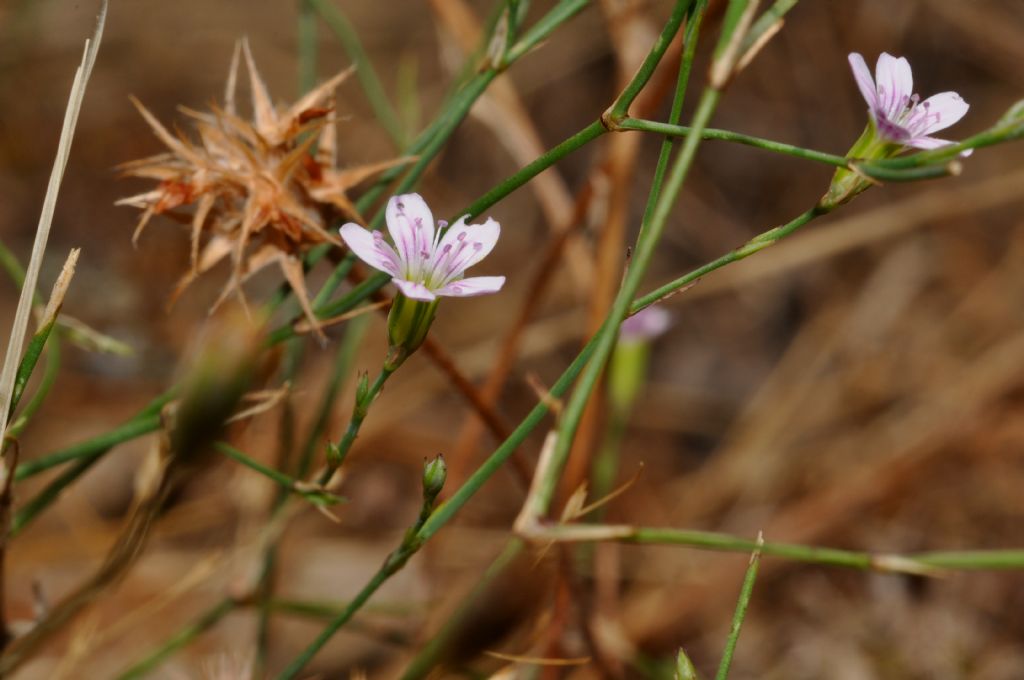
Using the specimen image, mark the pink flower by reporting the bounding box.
[848,52,969,150]
[340,194,505,302]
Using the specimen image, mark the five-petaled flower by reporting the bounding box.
[848,52,969,150]
[340,194,505,301]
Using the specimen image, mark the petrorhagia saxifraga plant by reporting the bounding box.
[321,194,504,479]
[822,52,970,209]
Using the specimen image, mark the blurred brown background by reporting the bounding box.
[2,0,1024,678]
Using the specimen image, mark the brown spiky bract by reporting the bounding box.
[117,39,410,331]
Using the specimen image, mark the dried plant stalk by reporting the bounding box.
[0,1,106,444]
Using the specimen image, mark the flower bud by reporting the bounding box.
[354,371,370,404]
[385,294,438,369]
[422,454,447,502]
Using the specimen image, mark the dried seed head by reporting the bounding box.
[117,38,412,332]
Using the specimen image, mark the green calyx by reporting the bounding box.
[385,294,439,369]
[820,121,900,211]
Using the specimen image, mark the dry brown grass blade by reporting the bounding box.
[0,0,106,447]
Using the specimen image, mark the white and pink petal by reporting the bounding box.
[437,275,506,298]
[386,193,435,266]
[339,223,401,276]
[393,278,437,301]
[875,53,913,119]
[914,91,969,135]
[848,53,880,112]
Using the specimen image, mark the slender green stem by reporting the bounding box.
[618,117,847,167]
[619,528,1024,572]
[215,443,343,507]
[112,597,236,680]
[309,0,406,147]
[607,0,692,118]
[318,364,395,485]
[714,540,761,680]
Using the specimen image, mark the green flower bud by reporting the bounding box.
[674,648,698,680]
[422,454,447,502]
[354,371,370,404]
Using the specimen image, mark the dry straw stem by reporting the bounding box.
[0,1,106,445]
